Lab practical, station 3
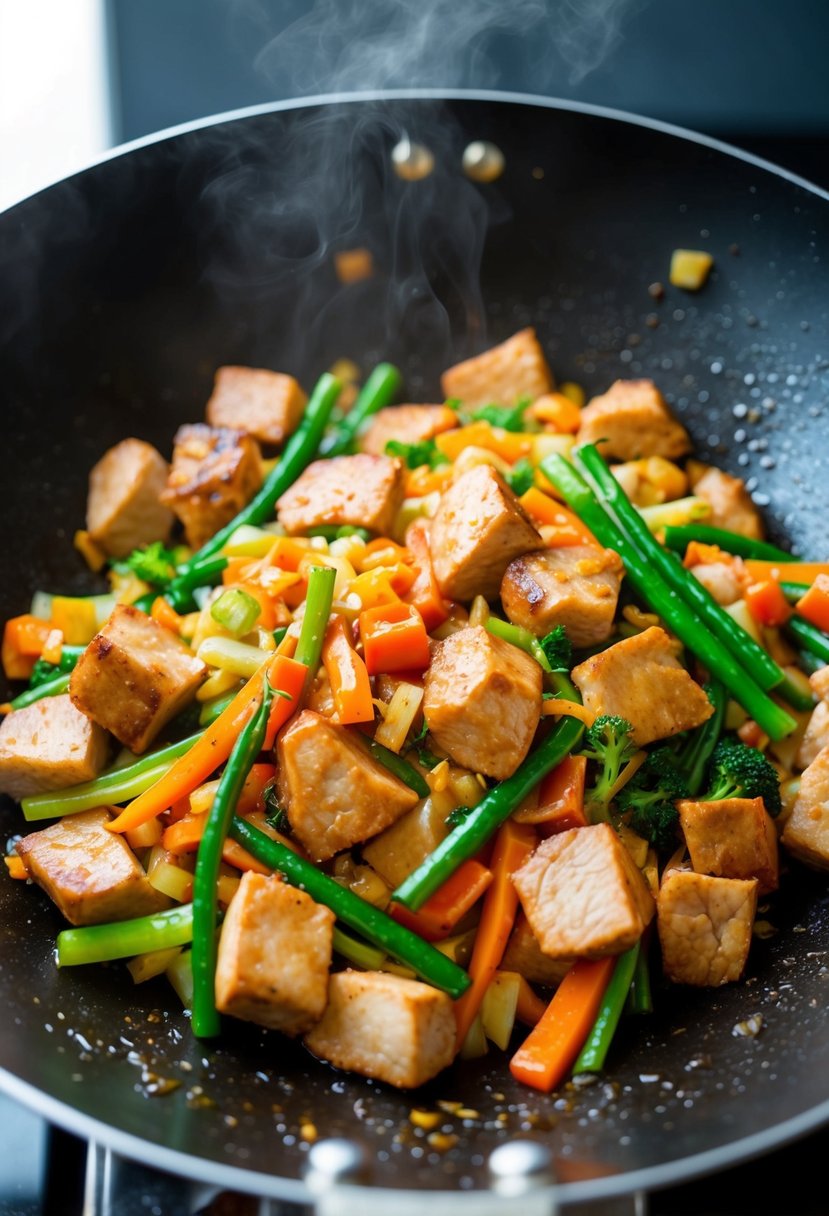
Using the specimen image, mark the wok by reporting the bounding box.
[2,90,829,1211]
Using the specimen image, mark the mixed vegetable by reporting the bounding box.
[2,327,829,1094]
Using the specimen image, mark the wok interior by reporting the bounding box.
[2,96,829,1200]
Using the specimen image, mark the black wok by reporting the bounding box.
[2,91,829,1209]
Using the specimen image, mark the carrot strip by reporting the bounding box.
[745,579,792,628]
[796,574,829,632]
[745,560,829,585]
[541,700,596,726]
[519,488,599,545]
[151,596,184,634]
[403,519,450,632]
[514,975,548,1027]
[359,602,430,675]
[453,820,536,1049]
[509,957,616,1092]
[389,860,493,942]
[512,753,588,835]
[2,614,52,680]
[322,616,374,724]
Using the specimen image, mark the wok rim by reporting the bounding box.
[2,87,829,1203]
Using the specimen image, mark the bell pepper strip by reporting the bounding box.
[542,452,796,742]
[786,615,829,664]
[519,487,598,545]
[435,422,533,464]
[228,817,470,999]
[2,614,53,679]
[402,519,450,632]
[573,942,642,1075]
[322,615,374,724]
[4,671,71,713]
[512,753,588,835]
[49,596,99,646]
[514,975,547,1027]
[509,957,616,1093]
[21,733,203,822]
[319,362,403,458]
[795,574,829,632]
[745,579,792,628]
[57,904,195,967]
[389,859,493,942]
[365,738,430,798]
[662,524,795,563]
[452,821,536,1048]
[394,716,584,912]
[359,602,430,675]
[192,675,274,1037]
[151,596,185,634]
[262,655,314,751]
[528,392,582,433]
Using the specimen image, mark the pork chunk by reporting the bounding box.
[206,365,307,447]
[423,626,542,781]
[657,869,758,986]
[69,605,206,754]
[811,665,829,703]
[277,710,418,862]
[276,454,405,537]
[501,914,573,987]
[15,808,170,925]
[798,701,829,770]
[689,466,764,540]
[577,380,691,461]
[781,745,829,869]
[429,464,541,601]
[362,796,451,889]
[677,797,779,894]
[161,424,262,549]
[215,872,333,1034]
[0,695,109,800]
[86,438,174,558]
[304,970,456,1088]
[360,404,458,456]
[690,561,744,607]
[501,545,624,647]
[512,823,655,959]
[572,626,714,745]
[441,327,553,409]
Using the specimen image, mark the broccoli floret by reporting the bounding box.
[505,457,535,496]
[581,715,637,820]
[384,438,449,470]
[470,397,531,432]
[615,747,689,850]
[113,541,177,588]
[538,625,572,672]
[700,738,782,817]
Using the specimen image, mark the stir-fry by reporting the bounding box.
[3,326,828,1092]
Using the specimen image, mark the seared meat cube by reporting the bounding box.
[657,869,758,986]
[782,745,829,869]
[677,797,779,894]
[423,626,542,781]
[501,545,624,648]
[501,914,574,987]
[161,424,262,549]
[572,626,714,746]
[215,872,333,1034]
[277,454,405,537]
[429,465,541,601]
[577,380,691,461]
[440,328,554,409]
[69,605,206,754]
[15,808,170,925]
[206,365,307,447]
[362,796,451,889]
[360,403,458,456]
[276,710,418,862]
[304,970,455,1088]
[512,823,655,959]
[690,560,744,606]
[798,700,829,770]
[86,438,174,558]
[688,465,764,540]
[811,665,829,702]
[0,695,109,800]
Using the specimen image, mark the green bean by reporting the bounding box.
[332,926,386,970]
[679,681,727,796]
[662,525,796,563]
[6,672,71,711]
[294,566,336,670]
[626,940,653,1016]
[28,645,85,688]
[365,738,430,799]
[198,690,239,727]
[573,942,641,1074]
[787,616,829,664]
[484,615,579,701]
[319,363,402,457]
[57,905,194,967]
[780,581,812,603]
[229,818,470,998]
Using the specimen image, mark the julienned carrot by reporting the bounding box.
[745,560,829,585]
[389,859,493,942]
[519,486,598,546]
[453,820,536,1049]
[509,957,616,1092]
[322,615,374,724]
[262,656,308,750]
[162,814,292,875]
[107,653,306,834]
[512,753,588,835]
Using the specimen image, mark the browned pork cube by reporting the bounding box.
[276,454,405,536]
[572,626,714,745]
[798,701,829,770]
[677,797,779,894]
[811,665,829,702]
[205,365,307,447]
[501,914,574,987]
[86,438,174,558]
[359,403,459,455]
[69,605,206,754]
[215,872,333,1034]
[429,464,541,601]
[688,465,764,540]
[161,424,262,549]
[277,710,418,862]
[423,626,542,780]
[513,824,655,959]
[304,970,456,1088]
[15,808,170,925]
[782,745,829,869]
[689,559,745,606]
[440,327,553,409]
[501,544,624,648]
[0,695,109,800]
[577,380,691,461]
[657,869,758,986]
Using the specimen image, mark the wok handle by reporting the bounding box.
[82,1142,219,1216]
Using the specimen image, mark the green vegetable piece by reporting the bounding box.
[615,748,689,849]
[675,681,727,796]
[320,363,403,457]
[787,615,829,664]
[294,565,336,671]
[366,738,430,799]
[573,941,641,1075]
[699,738,782,817]
[57,904,194,967]
[505,457,535,496]
[538,625,572,672]
[210,587,262,637]
[198,689,239,727]
[384,438,449,470]
[116,541,178,587]
[470,397,531,432]
[662,525,797,564]
[332,926,386,971]
[581,715,637,822]
[8,672,71,711]
[28,645,85,689]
